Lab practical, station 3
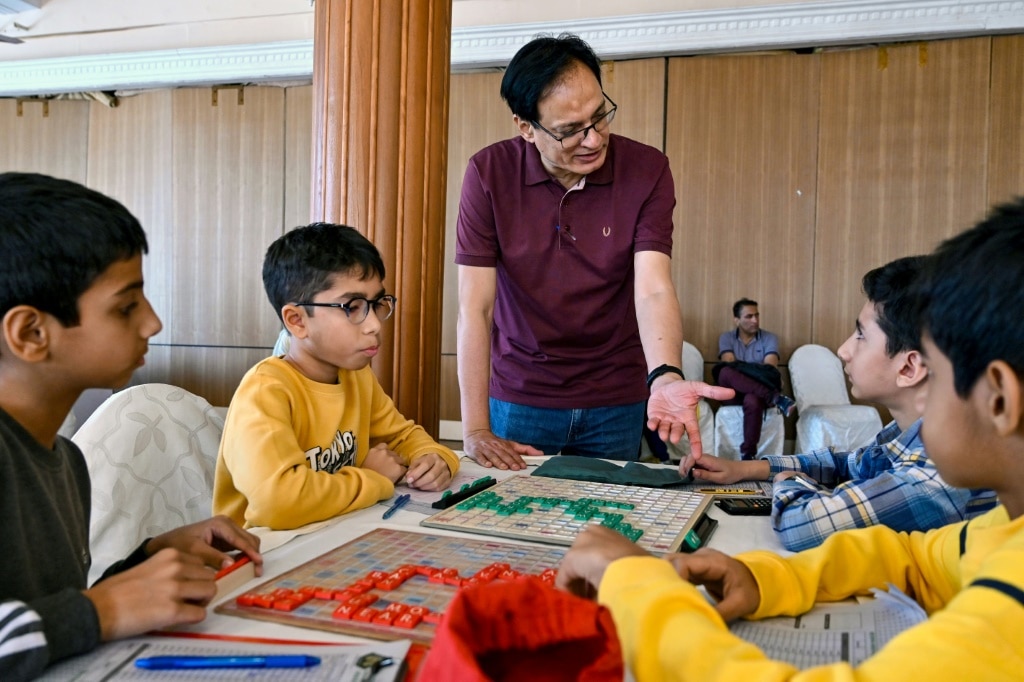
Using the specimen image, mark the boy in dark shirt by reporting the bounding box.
[0,172,262,681]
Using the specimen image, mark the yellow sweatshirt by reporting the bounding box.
[213,357,458,529]
[599,505,1024,681]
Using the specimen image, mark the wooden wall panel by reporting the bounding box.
[441,70,513,357]
[132,346,270,408]
[438,354,461,421]
[0,99,89,181]
[440,70,508,421]
[601,59,666,151]
[170,87,286,349]
[666,52,820,364]
[284,85,314,232]
[87,90,174,340]
[813,39,991,352]
[988,36,1024,208]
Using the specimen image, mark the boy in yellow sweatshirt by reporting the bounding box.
[556,199,1024,680]
[214,223,458,529]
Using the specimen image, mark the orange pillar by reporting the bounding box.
[311,0,452,434]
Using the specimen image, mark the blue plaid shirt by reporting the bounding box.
[764,419,998,551]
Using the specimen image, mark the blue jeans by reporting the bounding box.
[489,398,646,460]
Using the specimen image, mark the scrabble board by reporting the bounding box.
[215,528,565,644]
[421,474,715,555]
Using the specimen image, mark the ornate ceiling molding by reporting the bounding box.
[1,0,1021,96]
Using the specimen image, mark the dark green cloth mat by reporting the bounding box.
[532,455,692,488]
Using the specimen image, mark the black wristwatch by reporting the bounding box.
[646,364,685,390]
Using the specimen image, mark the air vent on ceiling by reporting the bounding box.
[0,0,40,15]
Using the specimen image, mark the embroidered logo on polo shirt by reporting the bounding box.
[602,226,611,237]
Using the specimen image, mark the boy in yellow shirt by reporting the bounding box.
[557,200,1024,680]
[214,223,458,529]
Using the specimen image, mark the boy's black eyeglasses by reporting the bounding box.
[532,93,618,149]
[293,295,397,325]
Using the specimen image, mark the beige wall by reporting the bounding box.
[438,35,1024,424]
[3,34,1022,422]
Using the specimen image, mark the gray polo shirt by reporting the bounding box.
[718,329,780,363]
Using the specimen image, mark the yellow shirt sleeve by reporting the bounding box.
[598,508,1024,681]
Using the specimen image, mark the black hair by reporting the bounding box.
[262,222,386,324]
[732,298,758,319]
[499,32,603,123]
[861,255,928,357]
[918,198,1024,397]
[0,172,148,326]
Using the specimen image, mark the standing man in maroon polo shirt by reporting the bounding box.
[455,33,732,472]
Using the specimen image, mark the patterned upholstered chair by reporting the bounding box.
[72,383,224,585]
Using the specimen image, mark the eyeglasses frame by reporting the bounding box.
[292,294,398,325]
[531,93,618,149]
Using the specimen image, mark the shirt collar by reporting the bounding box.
[878,417,925,454]
[523,135,616,187]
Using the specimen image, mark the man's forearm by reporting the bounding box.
[457,316,492,434]
[636,289,684,373]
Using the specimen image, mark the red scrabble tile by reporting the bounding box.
[473,568,498,582]
[235,593,259,607]
[373,610,397,625]
[350,593,379,608]
[332,603,358,620]
[272,598,301,612]
[291,592,313,605]
[353,607,381,622]
[394,612,423,629]
[332,589,357,603]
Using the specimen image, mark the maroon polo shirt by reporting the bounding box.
[455,134,676,409]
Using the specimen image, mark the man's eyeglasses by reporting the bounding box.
[293,295,397,325]
[532,93,618,149]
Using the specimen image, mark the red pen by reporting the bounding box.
[215,555,252,580]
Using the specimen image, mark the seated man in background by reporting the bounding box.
[214,223,459,530]
[689,257,996,550]
[0,172,263,681]
[714,298,795,460]
[556,199,1024,681]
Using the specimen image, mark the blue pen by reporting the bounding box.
[135,655,320,670]
[382,493,411,519]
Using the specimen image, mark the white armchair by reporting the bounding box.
[789,344,882,454]
[713,404,785,460]
[72,383,225,585]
